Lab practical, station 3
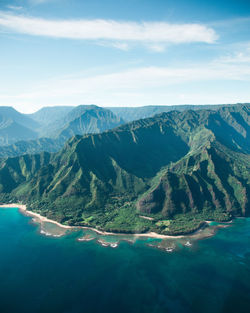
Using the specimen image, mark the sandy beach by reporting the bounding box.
[82,228,185,239]
[0,203,72,229]
[0,203,214,240]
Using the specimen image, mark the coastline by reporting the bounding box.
[0,203,225,240]
[0,203,72,229]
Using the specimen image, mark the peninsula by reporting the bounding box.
[0,104,249,236]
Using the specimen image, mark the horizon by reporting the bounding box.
[1,102,249,115]
[1,0,250,113]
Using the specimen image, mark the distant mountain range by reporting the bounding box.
[107,103,250,121]
[0,105,124,156]
[0,107,39,145]
[42,105,125,139]
[28,106,74,127]
[0,103,247,157]
[0,103,249,235]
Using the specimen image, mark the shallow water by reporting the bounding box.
[0,207,250,313]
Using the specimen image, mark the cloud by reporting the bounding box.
[2,56,250,109]
[2,38,250,111]
[220,52,250,64]
[5,5,23,11]
[0,12,218,47]
[28,0,53,4]
[217,43,250,64]
[99,41,130,51]
[210,42,250,66]
[147,44,166,52]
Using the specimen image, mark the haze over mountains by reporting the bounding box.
[0,105,125,157]
[0,103,247,157]
[107,104,234,122]
[0,107,39,146]
[0,103,249,235]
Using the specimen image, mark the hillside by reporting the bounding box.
[0,138,64,158]
[0,104,249,235]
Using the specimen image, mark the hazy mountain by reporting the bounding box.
[40,105,125,139]
[1,103,246,150]
[28,106,73,127]
[0,107,39,146]
[58,106,125,140]
[108,104,247,122]
[0,105,124,153]
[0,137,64,158]
[0,104,249,235]
[0,106,40,129]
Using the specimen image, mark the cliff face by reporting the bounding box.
[137,144,250,217]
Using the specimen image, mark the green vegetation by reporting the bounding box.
[0,138,64,158]
[0,104,249,235]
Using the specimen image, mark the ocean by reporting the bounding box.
[0,207,250,313]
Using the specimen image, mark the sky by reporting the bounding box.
[0,0,250,113]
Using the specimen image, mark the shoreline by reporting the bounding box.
[0,203,226,240]
[0,204,72,229]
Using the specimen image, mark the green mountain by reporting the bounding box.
[0,104,249,235]
[0,138,64,159]
[0,103,244,154]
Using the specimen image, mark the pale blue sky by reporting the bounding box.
[0,0,250,113]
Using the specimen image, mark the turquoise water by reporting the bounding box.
[0,208,250,313]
